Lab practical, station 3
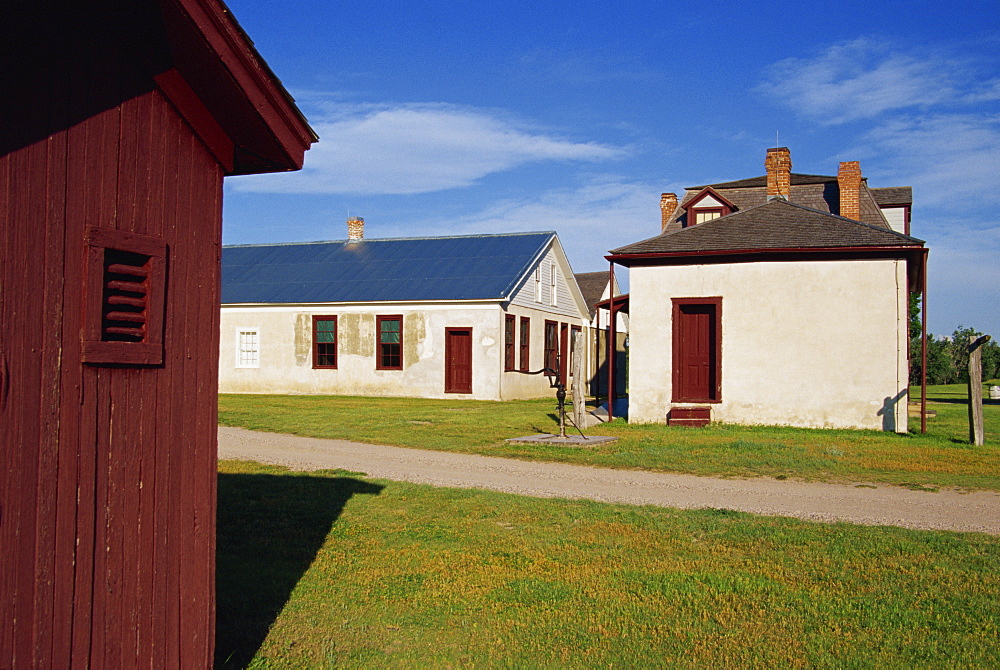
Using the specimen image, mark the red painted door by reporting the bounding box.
[674,303,718,401]
[445,328,473,393]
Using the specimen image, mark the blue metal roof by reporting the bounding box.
[221,232,556,304]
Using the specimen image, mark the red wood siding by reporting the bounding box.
[2,42,222,670]
[671,298,722,403]
[445,328,474,394]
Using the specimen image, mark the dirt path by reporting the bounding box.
[218,426,1000,535]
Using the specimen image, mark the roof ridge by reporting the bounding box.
[223,230,555,249]
[686,172,847,191]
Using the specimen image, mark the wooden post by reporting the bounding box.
[607,263,616,421]
[969,334,991,446]
[572,330,586,429]
[921,250,928,434]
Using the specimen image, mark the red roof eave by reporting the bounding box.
[607,244,923,263]
[607,244,928,294]
[164,0,318,174]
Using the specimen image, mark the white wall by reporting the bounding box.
[627,259,910,432]
[220,303,510,399]
[881,206,907,234]
[219,302,576,400]
[497,303,588,399]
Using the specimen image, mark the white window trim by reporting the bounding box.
[236,327,260,368]
[534,267,542,303]
[550,262,558,307]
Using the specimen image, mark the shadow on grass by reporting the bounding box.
[215,472,383,668]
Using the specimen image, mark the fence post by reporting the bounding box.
[969,334,991,446]
[572,331,585,429]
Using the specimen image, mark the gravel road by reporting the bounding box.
[218,426,1000,535]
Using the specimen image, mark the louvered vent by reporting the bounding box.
[82,227,167,366]
[102,249,151,342]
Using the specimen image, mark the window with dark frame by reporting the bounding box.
[519,316,530,371]
[504,314,516,371]
[377,315,403,370]
[544,320,558,373]
[313,315,337,368]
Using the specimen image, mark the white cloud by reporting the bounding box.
[860,114,1000,206]
[758,39,1000,206]
[757,38,994,124]
[231,102,626,195]
[375,177,664,274]
[923,237,1000,337]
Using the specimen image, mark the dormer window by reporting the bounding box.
[682,186,736,227]
[693,208,724,224]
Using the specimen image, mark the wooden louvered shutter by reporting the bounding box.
[82,227,167,365]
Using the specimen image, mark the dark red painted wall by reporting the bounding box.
[1,14,221,669]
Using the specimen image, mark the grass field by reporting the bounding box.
[216,460,1000,668]
[219,382,1000,490]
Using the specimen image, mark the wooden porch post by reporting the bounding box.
[921,249,928,435]
[607,262,616,421]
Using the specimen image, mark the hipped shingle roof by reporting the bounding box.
[664,173,891,232]
[611,199,923,258]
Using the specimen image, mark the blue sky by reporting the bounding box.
[222,0,999,337]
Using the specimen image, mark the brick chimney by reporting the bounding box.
[347,216,364,241]
[765,147,792,201]
[837,161,862,221]
[660,192,677,232]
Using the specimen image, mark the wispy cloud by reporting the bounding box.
[757,38,998,124]
[373,177,665,273]
[758,38,1000,206]
[922,219,1000,336]
[860,113,1000,207]
[231,102,626,195]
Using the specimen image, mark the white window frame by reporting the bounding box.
[550,262,558,307]
[236,327,260,368]
[534,267,542,303]
[694,209,723,224]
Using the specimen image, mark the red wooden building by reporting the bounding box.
[1,1,315,667]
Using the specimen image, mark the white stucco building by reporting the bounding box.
[219,225,590,400]
[609,148,927,432]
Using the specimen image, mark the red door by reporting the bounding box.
[445,328,473,393]
[672,300,720,402]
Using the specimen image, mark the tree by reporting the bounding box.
[908,319,997,386]
[981,337,1000,382]
[923,335,957,385]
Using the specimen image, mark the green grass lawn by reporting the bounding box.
[216,460,1000,668]
[219,382,1000,490]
